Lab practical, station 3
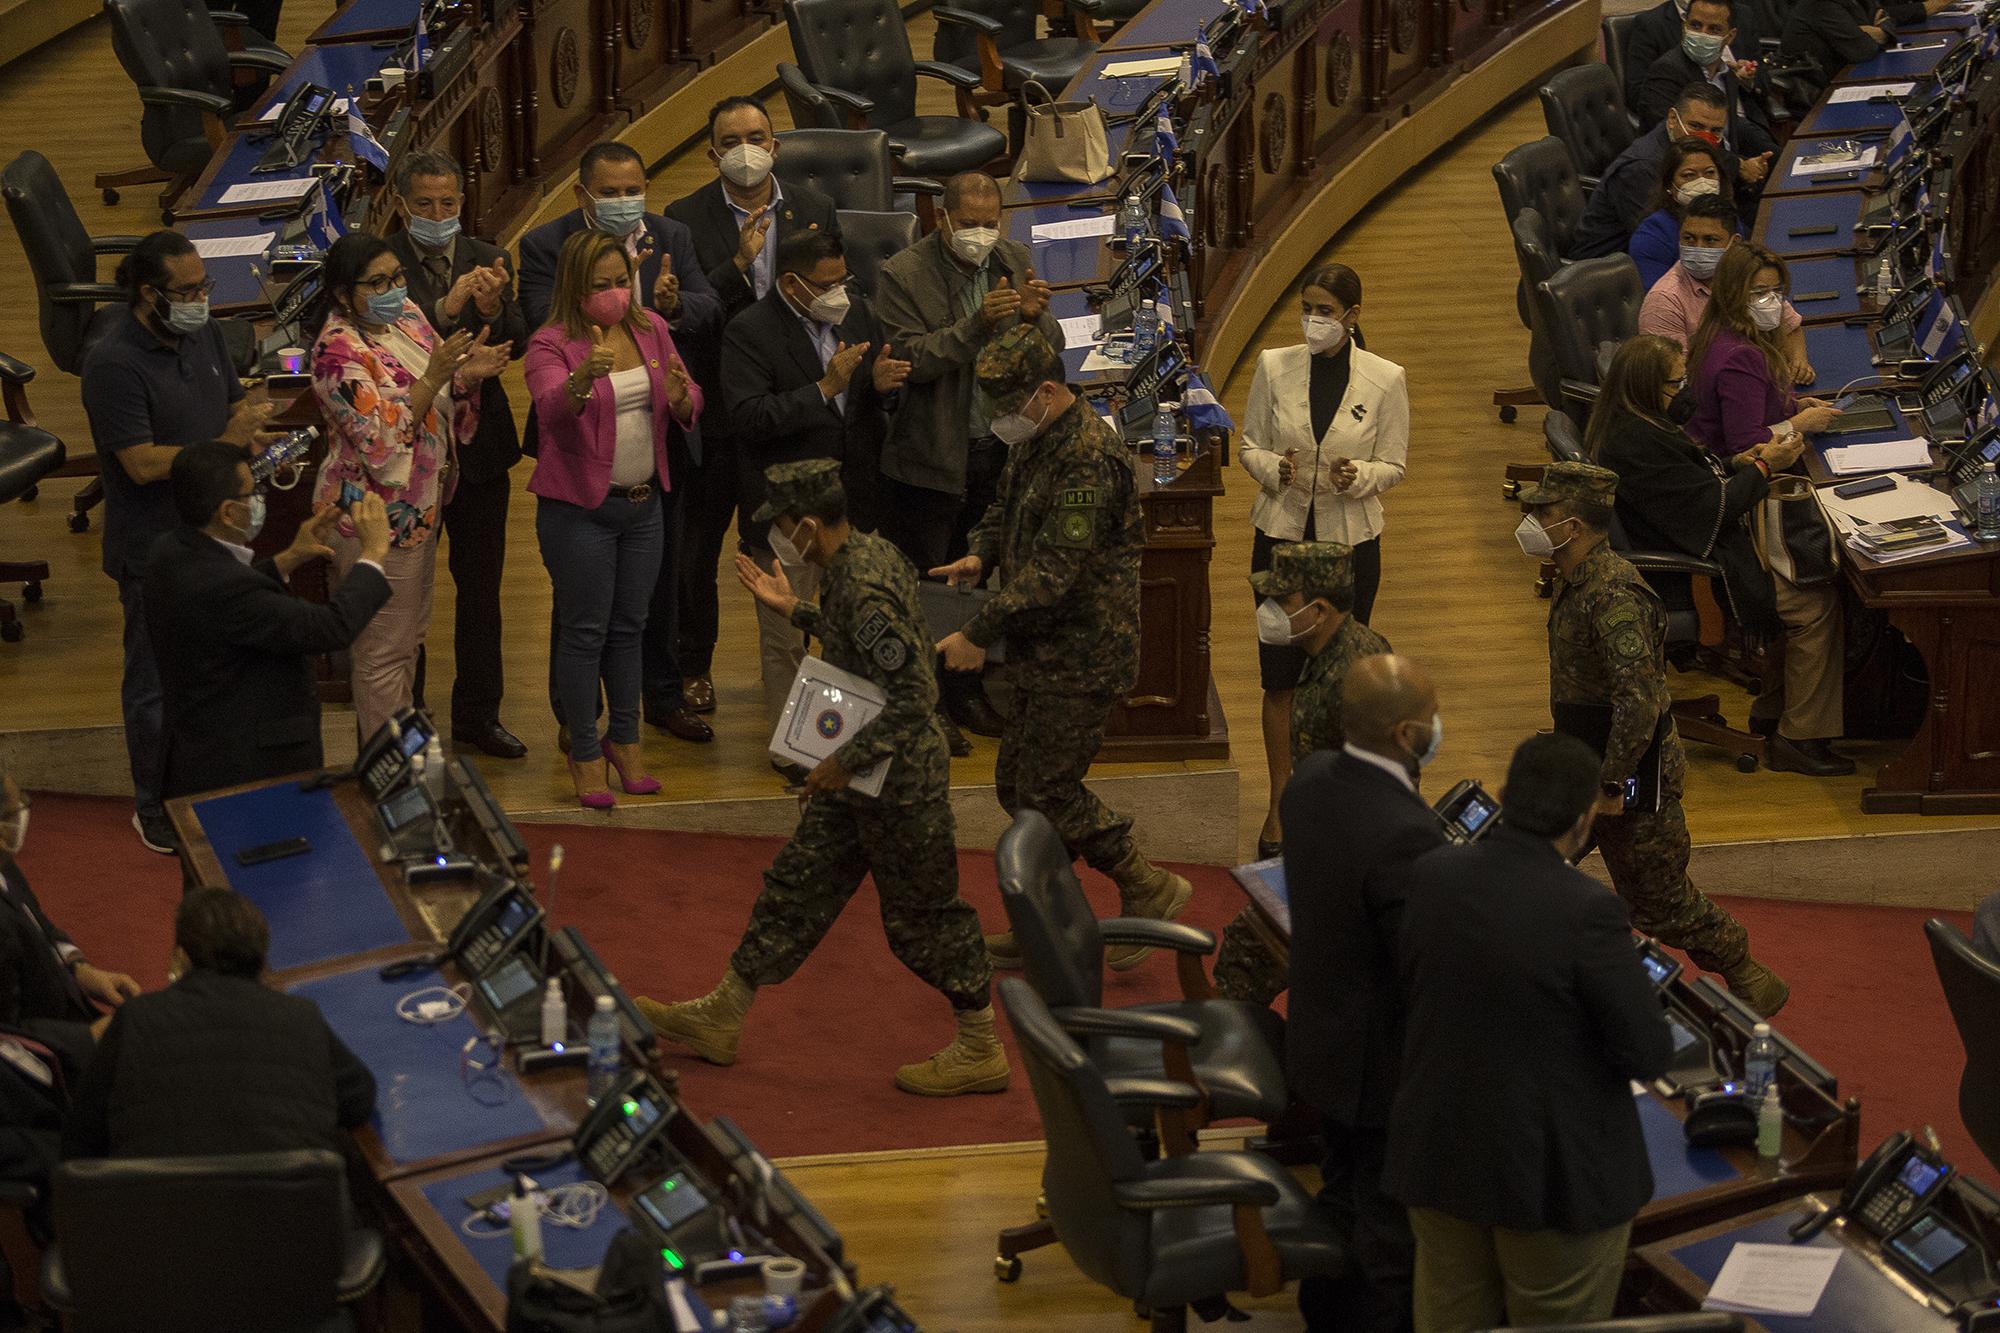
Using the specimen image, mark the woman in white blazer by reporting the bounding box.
[1239,263,1410,855]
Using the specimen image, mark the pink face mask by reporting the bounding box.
[581,285,632,328]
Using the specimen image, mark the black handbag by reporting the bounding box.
[1755,468,1840,586]
[505,1229,677,1333]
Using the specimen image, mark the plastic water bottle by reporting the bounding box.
[586,994,620,1105]
[509,1174,543,1261]
[539,977,566,1048]
[1978,461,2000,540]
[1153,400,1180,483]
[420,733,449,805]
[1757,1084,1784,1160]
[1876,251,1896,304]
[1133,296,1157,364]
[1121,187,1149,249]
[1743,1021,1779,1101]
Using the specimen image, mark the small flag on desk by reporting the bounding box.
[1151,280,1176,337]
[1190,30,1221,84]
[412,2,428,72]
[1159,183,1191,242]
[1236,0,1268,18]
[1183,368,1233,434]
[1155,105,1179,157]
[347,110,389,172]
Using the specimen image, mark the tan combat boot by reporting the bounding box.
[894,1005,1012,1096]
[634,970,755,1066]
[1721,956,1789,1018]
[984,930,1024,969]
[1104,846,1194,972]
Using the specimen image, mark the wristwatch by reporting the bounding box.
[1600,780,1624,799]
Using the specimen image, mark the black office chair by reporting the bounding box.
[933,0,1100,118]
[991,810,1290,1279]
[1535,253,1643,428]
[836,209,921,296]
[0,355,66,645]
[1924,918,2000,1176]
[1480,1317,1745,1333]
[1068,0,1149,36]
[1491,137,1588,422]
[772,127,945,229]
[999,977,1342,1333]
[1539,63,1635,192]
[101,0,291,217]
[782,0,1009,177]
[1602,15,1644,131]
[1510,207,1564,421]
[42,1149,385,1332]
[1541,412,1768,771]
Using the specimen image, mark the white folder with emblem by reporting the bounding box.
[769,657,891,797]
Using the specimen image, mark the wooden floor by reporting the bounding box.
[3,11,1997,861]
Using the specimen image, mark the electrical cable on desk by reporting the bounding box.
[459,1180,610,1239]
[396,983,469,1024]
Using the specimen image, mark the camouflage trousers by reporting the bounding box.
[730,789,992,1011]
[1592,798,1749,973]
[1213,906,1289,1006]
[994,689,1138,889]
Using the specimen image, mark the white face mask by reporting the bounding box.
[719,143,774,188]
[1301,314,1347,354]
[1515,512,1572,558]
[1674,176,1722,206]
[1410,713,1443,769]
[1255,598,1318,645]
[0,807,24,856]
[948,222,999,265]
[768,518,812,567]
[802,282,850,326]
[990,390,1050,446]
[1748,292,1785,331]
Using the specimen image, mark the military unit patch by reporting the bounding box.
[855,608,889,649]
[874,636,907,671]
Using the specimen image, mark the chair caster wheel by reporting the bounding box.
[1500,479,1521,499]
[68,513,89,534]
[22,581,41,603]
[102,188,119,205]
[1499,404,1518,423]
[994,1255,1022,1283]
[1736,754,1759,773]
[1,621,21,643]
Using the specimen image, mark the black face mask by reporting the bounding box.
[1665,389,1698,425]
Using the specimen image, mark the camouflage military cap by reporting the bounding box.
[1519,460,1618,509]
[752,458,845,523]
[975,325,1064,413]
[1249,541,1354,603]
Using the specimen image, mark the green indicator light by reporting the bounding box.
[622,1099,638,1116]
[661,1247,685,1269]
[663,1179,677,1190]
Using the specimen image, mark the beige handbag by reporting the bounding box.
[1016,80,1114,184]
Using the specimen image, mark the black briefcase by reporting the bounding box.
[918,580,1007,663]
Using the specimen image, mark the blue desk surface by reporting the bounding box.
[1786,255,1864,322]
[192,784,410,971]
[1801,323,1886,395]
[315,0,420,40]
[290,964,551,1166]
[1007,212,1111,286]
[416,1158,626,1288]
[257,43,398,111]
[1799,96,1908,137]
[1842,40,1954,80]
[1768,136,1886,198]
[1759,191,1864,256]
[1669,1211,1955,1331]
[1052,288,1098,376]
[1637,1095,1741,1202]
[1104,0,1221,50]
[184,216,281,308]
[189,133,321,214]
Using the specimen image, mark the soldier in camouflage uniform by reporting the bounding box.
[932,326,1194,971]
[1214,542,1393,1004]
[634,460,1008,1097]
[1519,461,1788,1016]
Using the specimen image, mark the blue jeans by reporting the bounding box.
[116,576,164,819]
[537,490,664,763]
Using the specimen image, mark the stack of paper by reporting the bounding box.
[192,232,276,260]
[1823,437,1931,474]
[1817,473,1958,526]
[1794,144,1878,176]
[1059,313,1104,347]
[1099,56,1180,77]
[1702,1242,1843,1317]
[1028,214,1115,242]
[1828,81,1917,102]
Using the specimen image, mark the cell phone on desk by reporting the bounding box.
[235,835,310,867]
[1834,474,1899,498]
[1793,290,1840,302]
[1788,223,1839,237]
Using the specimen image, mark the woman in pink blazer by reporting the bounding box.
[525,230,700,808]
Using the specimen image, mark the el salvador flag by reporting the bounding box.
[1159,183,1191,242]
[1156,106,1179,157]
[1238,0,1268,18]
[1183,368,1234,434]
[1151,280,1176,336]
[1190,31,1221,83]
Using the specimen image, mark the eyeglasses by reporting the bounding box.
[1747,285,1784,300]
[160,278,216,301]
[355,268,409,295]
[795,272,850,295]
[1665,375,1688,391]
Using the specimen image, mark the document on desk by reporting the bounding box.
[218,178,316,204]
[192,231,276,260]
[1828,81,1916,102]
[769,657,890,798]
[1822,436,1932,474]
[1029,214,1116,242]
[1100,55,1183,77]
[1702,1242,1842,1316]
[1793,144,1878,176]
[1818,474,1959,525]
[1894,39,1951,50]
[1060,313,1104,347]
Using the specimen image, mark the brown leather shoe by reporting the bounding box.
[683,675,716,714]
[647,701,715,743]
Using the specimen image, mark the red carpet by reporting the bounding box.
[16,794,1993,1179]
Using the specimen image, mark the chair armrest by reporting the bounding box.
[1103,1076,1205,1109]
[90,235,144,255]
[1114,1174,1282,1210]
[1097,918,1216,956]
[1069,0,1110,13]
[0,354,37,387]
[814,83,876,131]
[893,176,945,197]
[934,4,1007,33]
[208,6,251,20]
[1578,173,1603,192]
[1051,1005,1201,1046]
[914,59,985,89]
[336,1225,387,1302]
[1558,377,1601,407]
[138,85,234,117]
[1626,550,1726,580]
[46,282,125,305]
[228,48,292,75]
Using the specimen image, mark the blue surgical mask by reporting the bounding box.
[365,287,408,325]
[590,195,647,235]
[234,493,266,542]
[158,295,209,335]
[1682,28,1727,65]
[405,212,460,250]
[1680,244,1726,279]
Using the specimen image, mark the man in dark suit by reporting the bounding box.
[519,141,722,743]
[0,767,141,1080]
[1384,733,1673,1331]
[1285,652,1449,1333]
[145,443,393,801]
[723,231,910,735]
[1621,0,1778,108]
[1572,83,1738,258]
[1635,0,1778,163]
[389,149,528,760]
[664,96,841,722]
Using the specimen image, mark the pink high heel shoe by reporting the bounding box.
[567,756,615,810]
[606,743,661,795]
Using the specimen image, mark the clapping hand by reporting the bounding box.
[470,259,508,318]
[653,252,681,318]
[221,396,281,452]
[279,503,344,574]
[735,206,772,271]
[1330,457,1359,492]
[664,357,695,418]
[1018,271,1053,321]
[981,276,1021,326]
[458,327,511,382]
[734,551,798,618]
[1741,152,1774,185]
[423,328,478,389]
[821,340,868,398]
[871,341,911,394]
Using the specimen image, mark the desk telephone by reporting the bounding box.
[575,1070,677,1186]
[253,82,335,173]
[445,878,543,980]
[357,709,435,799]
